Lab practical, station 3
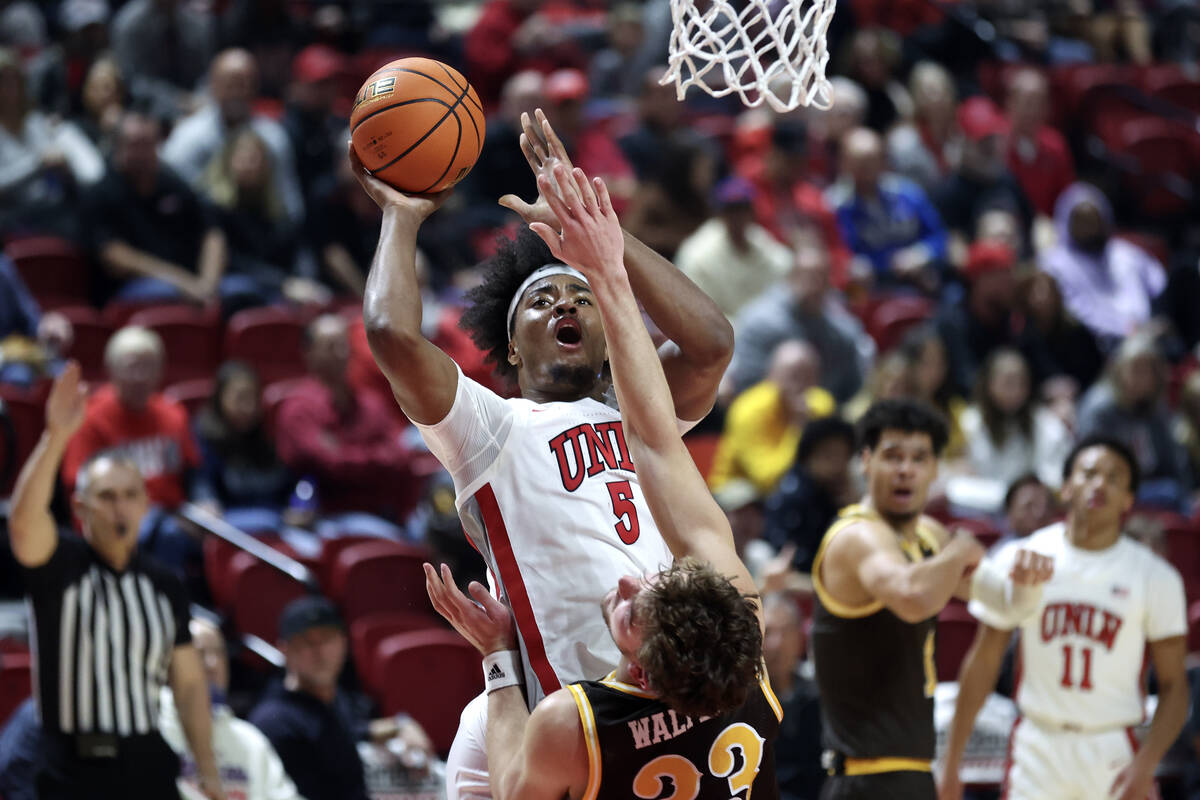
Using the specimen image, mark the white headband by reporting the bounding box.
[506,264,589,341]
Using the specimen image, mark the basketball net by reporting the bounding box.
[662,0,836,112]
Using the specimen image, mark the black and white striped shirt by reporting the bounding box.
[22,536,191,737]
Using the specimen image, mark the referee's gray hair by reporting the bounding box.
[103,326,165,370]
[74,452,143,497]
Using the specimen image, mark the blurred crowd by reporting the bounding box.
[3,0,1200,798]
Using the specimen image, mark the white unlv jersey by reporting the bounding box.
[969,523,1186,730]
[417,368,676,706]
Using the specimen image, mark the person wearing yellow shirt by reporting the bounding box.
[710,339,836,493]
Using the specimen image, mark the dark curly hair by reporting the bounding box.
[458,228,558,382]
[635,558,762,719]
[857,398,949,455]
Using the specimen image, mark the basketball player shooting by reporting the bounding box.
[425,163,780,800]
[351,108,734,799]
[938,437,1189,800]
[810,398,1055,800]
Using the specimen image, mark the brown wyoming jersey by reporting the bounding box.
[567,672,783,800]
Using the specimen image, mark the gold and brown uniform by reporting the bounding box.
[810,505,941,800]
[567,671,783,800]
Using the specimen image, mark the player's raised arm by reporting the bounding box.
[352,144,460,425]
[506,110,733,421]
[527,164,759,625]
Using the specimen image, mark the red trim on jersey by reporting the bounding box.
[474,483,561,697]
[1000,716,1020,800]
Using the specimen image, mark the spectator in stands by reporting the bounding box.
[1039,182,1166,348]
[310,139,381,297]
[958,348,1073,508]
[737,118,850,285]
[463,70,544,226]
[841,349,915,422]
[10,364,223,799]
[710,339,836,494]
[1078,333,1193,509]
[201,129,328,311]
[249,597,370,800]
[160,618,303,800]
[250,596,433,800]
[1013,269,1104,390]
[761,593,825,800]
[26,0,111,118]
[62,326,206,568]
[164,48,304,226]
[1175,371,1200,498]
[1002,474,1058,542]
[1086,0,1153,63]
[898,325,967,458]
[110,0,214,119]
[86,111,227,305]
[623,137,714,258]
[193,361,292,533]
[976,207,1026,256]
[805,77,869,188]
[936,241,1020,397]
[729,242,874,402]
[589,4,646,99]
[0,253,72,388]
[541,69,635,211]
[74,55,126,153]
[844,28,912,133]
[464,0,583,111]
[886,61,960,192]
[827,127,948,292]
[762,416,857,573]
[1004,68,1075,218]
[282,45,347,205]
[931,96,1035,243]
[0,48,104,240]
[274,314,413,536]
[674,176,793,320]
[618,66,718,180]
[0,697,37,800]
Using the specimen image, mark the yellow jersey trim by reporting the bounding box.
[843,757,932,776]
[567,684,602,800]
[812,507,885,619]
[758,669,783,723]
[599,671,658,699]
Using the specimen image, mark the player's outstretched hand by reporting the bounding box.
[1008,549,1054,586]
[423,562,518,655]
[528,164,624,281]
[347,141,451,222]
[45,361,87,438]
[1110,759,1155,800]
[498,108,577,232]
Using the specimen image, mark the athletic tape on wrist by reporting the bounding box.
[483,650,522,693]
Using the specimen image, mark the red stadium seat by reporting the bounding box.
[316,535,392,592]
[128,305,223,385]
[0,651,32,728]
[1116,117,1199,216]
[6,236,90,307]
[163,378,215,417]
[56,305,113,383]
[0,385,45,497]
[327,540,435,622]
[350,611,444,692]
[1165,525,1200,601]
[684,432,721,480]
[374,629,484,755]
[868,296,933,352]
[225,307,311,385]
[1051,64,1137,119]
[228,551,309,643]
[203,536,242,612]
[937,601,978,681]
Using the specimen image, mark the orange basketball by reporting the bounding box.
[350,57,486,194]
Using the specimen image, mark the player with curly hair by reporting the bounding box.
[424,162,779,800]
[352,109,733,799]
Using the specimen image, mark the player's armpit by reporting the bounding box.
[495,690,588,800]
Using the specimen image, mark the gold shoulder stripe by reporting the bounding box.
[758,668,783,723]
[567,684,601,800]
[599,671,658,699]
[812,515,884,619]
[915,523,941,556]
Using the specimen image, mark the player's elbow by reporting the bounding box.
[363,306,422,364]
[887,586,941,624]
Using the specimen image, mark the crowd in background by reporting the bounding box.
[2,0,1200,798]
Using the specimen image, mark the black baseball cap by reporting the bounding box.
[278,595,344,641]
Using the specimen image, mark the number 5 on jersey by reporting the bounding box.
[607,480,640,544]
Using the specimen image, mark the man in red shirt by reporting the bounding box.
[1005,67,1076,217]
[275,314,415,535]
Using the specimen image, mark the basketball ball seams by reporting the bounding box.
[436,61,485,116]
[415,110,463,194]
[372,81,472,174]
[350,97,450,136]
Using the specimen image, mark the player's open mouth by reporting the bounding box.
[555,319,582,347]
[1086,491,1106,508]
[892,488,914,501]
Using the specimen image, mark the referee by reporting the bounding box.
[9,363,226,800]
